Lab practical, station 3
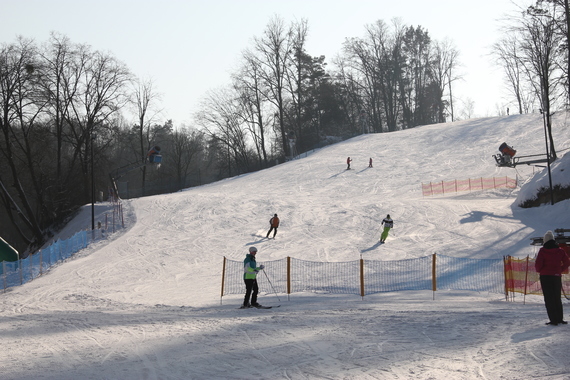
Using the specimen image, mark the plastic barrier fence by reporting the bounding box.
[221,254,507,298]
[505,255,570,296]
[422,177,517,196]
[1,231,89,291]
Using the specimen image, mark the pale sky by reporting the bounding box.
[2,0,520,126]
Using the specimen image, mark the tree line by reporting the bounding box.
[7,0,565,255]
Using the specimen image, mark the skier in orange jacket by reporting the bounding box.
[266,214,280,238]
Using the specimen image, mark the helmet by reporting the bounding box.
[249,247,258,253]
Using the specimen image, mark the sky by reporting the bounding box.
[1,112,570,379]
[2,0,521,127]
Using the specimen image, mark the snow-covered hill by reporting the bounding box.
[1,113,570,379]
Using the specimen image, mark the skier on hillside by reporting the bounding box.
[369,157,373,168]
[347,157,352,170]
[266,214,280,239]
[535,230,570,325]
[380,214,393,243]
[241,246,265,309]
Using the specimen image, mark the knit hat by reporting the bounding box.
[249,246,258,253]
[544,230,555,243]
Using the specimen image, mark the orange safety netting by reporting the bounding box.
[422,177,517,197]
[505,245,570,296]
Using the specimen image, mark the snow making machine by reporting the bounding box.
[493,142,550,168]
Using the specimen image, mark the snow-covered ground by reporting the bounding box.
[2,113,570,380]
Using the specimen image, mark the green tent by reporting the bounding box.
[0,237,19,262]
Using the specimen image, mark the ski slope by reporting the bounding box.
[1,113,570,379]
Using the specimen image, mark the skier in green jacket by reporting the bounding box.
[241,246,265,308]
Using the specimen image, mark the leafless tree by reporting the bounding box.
[493,35,531,114]
[132,77,162,193]
[195,88,251,176]
[0,37,45,247]
[233,50,272,167]
[432,39,461,122]
[252,16,293,157]
[518,3,563,159]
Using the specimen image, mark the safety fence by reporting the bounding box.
[1,230,89,291]
[421,176,517,197]
[220,254,507,299]
[505,255,570,300]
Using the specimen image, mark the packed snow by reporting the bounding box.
[2,113,570,380]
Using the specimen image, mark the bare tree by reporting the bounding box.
[132,77,162,193]
[493,35,530,114]
[233,50,272,167]
[169,126,204,189]
[252,16,293,157]
[195,88,251,176]
[0,37,45,247]
[66,47,132,201]
[518,3,563,159]
[432,39,461,122]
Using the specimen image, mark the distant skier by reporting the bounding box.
[347,157,352,170]
[368,157,373,168]
[241,246,265,309]
[380,214,393,243]
[266,214,280,238]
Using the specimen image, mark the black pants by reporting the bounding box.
[243,279,258,306]
[266,227,278,238]
[540,275,564,323]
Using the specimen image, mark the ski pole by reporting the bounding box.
[263,269,281,302]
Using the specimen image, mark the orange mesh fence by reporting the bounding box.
[422,177,517,196]
[504,255,570,296]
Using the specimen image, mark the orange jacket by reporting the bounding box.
[270,217,280,228]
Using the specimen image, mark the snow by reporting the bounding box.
[2,113,570,379]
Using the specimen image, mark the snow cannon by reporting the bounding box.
[0,236,19,263]
[493,142,517,166]
[499,142,516,158]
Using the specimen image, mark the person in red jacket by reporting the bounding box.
[266,214,280,239]
[535,230,570,325]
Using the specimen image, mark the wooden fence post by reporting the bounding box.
[432,253,437,300]
[220,256,226,298]
[287,256,291,295]
[523,255,530,305]
[503,256,509,301]
[360,258,365,297]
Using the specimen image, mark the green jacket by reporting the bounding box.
[243,253,261,279]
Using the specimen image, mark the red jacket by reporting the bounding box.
[535,241,570,276]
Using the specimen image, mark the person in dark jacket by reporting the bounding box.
[380,214,393,243]
[535,230,570,325]
[266,214,280,239]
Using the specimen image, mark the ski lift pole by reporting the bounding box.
[263,269,281,302]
